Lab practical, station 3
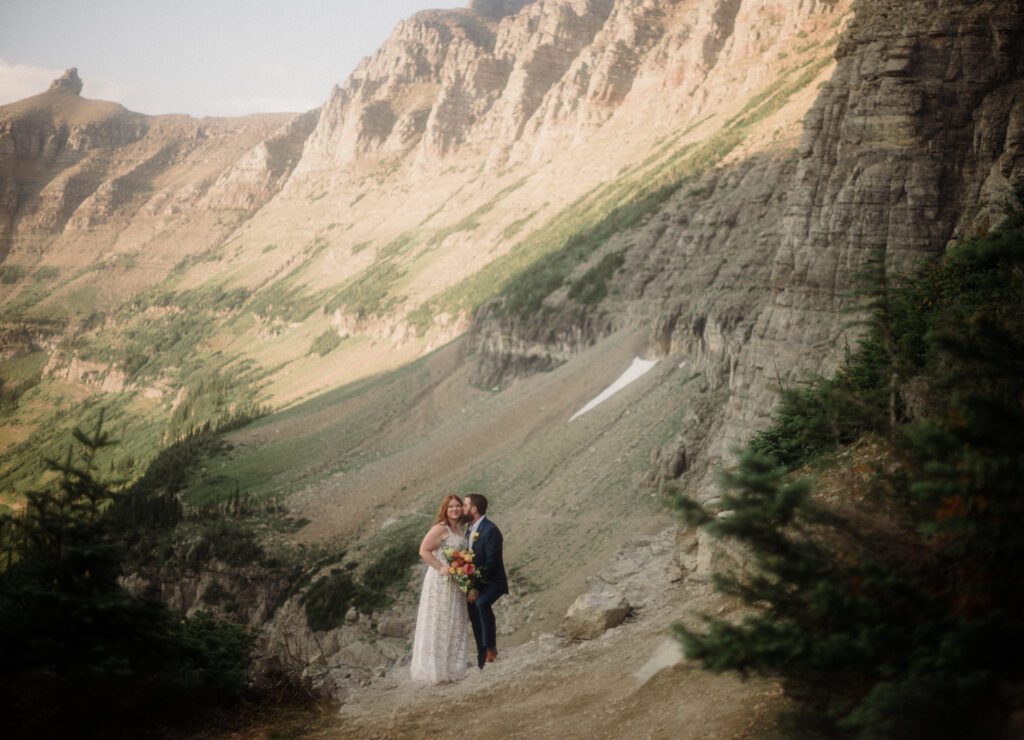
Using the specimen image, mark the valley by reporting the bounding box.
[2,0,1023,736]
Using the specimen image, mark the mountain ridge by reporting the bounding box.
[1,0,1023,733]
[1,1,853,465]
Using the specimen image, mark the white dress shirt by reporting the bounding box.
[469,515,486,546]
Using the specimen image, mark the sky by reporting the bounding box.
[0,0,467,117]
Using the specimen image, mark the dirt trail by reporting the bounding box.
[211,330,782,737]
[301,578,785,739]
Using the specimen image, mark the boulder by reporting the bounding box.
[334,640,386,669]
[376,616,412,639]
[564,590,630,640]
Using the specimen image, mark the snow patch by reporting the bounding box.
[570,357,658,421]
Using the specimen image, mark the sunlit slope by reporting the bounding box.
[172,328,709,634]
[0,0,850,498]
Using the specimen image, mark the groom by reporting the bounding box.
[463,493,508,669]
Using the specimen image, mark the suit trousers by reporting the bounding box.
[468,581,503,666]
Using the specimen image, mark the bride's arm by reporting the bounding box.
[418,524,450,574]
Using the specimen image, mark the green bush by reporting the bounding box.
[674,208,1024,738]
[567,250,625,305]
[0,265,25,284]
[187,520,265,569]
[301,568,361,632]
[309,329,342,357]
[354,539,421,612]
[300,533,420,630]
[32,265,60,282]
[0,372,41,412]
[323,261,405,319]
[0,415,255,736]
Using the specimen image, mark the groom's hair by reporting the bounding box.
[466,493,488,515]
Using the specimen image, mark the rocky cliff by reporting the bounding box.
[0,72,298,310]
[470,0,1024,490]
[1,0,1021,504]
[0,0,853,436]
[2,0,1023,725]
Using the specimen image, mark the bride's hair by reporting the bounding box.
[434,494,463,525]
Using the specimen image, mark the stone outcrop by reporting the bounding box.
[0,71,297,281]
[48,68,83,95]
[564,589,630,639]
[470,0,1024,489]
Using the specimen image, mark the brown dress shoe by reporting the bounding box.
[485,649,497,663]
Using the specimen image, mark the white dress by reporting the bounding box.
[410,526,469,683]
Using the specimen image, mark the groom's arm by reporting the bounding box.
[482,527,503,572]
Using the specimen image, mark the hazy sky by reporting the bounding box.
[0,0,467,116]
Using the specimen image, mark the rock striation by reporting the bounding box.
[2,1,1022,711]
[470,0,1024,486]
[1,0,1021,504]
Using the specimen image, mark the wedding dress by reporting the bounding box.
[409,526,469,683]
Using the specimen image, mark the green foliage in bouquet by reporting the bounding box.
[674,206,1024,738]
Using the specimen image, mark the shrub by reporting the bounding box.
[674,209,1024,737]
[301,568,361,632]
[568,250,625,305]
[187,520,265,569]
[354,539,420,612]
[0,414,255,735]
[32,266,60,282]
[309,329,342,357]
[0,265,25,284]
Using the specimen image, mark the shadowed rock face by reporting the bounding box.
[470,0,1024,488]
[720,0,1024,459]
[1,1,1021,502]
[470,0,535,19]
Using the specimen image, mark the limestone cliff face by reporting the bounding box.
[293,0,841,176]
[0,73,299,300]
[470,0,1024,486]
[721,0,1024,457]
[3,0,1020,496]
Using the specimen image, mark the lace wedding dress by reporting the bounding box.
[410,526,469,683]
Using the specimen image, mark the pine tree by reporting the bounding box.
[0,412,254,736]
[674,207,1024,738]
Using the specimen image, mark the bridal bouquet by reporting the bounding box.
[442,546,479,594]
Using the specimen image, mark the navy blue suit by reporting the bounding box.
[467,517,508,667]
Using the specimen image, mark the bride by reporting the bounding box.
[410,494,469,683]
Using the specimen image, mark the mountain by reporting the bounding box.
[0,0,858,481]
[1,0,1023,732]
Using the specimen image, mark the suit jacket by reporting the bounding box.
[470,517,508,594]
